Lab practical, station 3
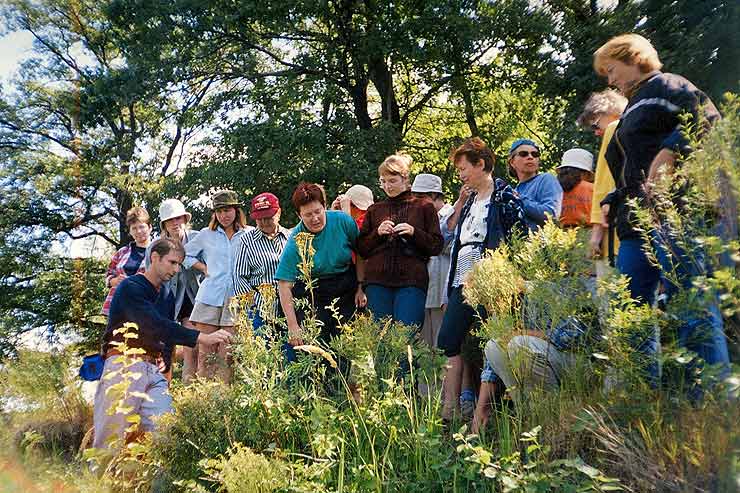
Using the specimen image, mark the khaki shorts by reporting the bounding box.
[190,299,235,326]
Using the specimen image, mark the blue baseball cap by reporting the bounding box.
[509,139,540,156]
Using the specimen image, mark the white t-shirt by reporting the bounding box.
[452,193,491,287]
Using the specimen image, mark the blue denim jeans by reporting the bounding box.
[616,231,730,391]
[365,284,426,329]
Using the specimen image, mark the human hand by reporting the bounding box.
[378,219,395,236]
[287,323,303,346]
[331,196,343,210]
[393,222,415,236]
[589,225,604,259]
[355,286,367,308]
[457,185,472,204]
[110,274,127,288]
[645,148,676,195]
[199,329,233,346]
[339,195,352,211]
[600,204,610,228]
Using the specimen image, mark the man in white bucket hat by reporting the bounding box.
[146,198,201,382]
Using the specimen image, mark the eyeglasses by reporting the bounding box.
[516,150,540,158]
[379,177,404,186]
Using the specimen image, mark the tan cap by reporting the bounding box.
[411,173,443,194]
[159,199,192,227]
[344,184,374,210]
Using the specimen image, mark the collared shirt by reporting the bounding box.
[101,242,147,316]
[233,225,291,315]
[183,225,251,307]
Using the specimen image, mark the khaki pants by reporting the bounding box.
[420,307,445,348]
[485,336,576,402]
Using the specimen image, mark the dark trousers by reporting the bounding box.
[437,286,487,358]
[290,268,358,343]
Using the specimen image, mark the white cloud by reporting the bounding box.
[0,30,34,82]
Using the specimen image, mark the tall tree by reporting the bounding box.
[0,0,215,354]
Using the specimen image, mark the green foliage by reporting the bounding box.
[0,349,91,462]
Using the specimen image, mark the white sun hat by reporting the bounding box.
[557,148,594,172]
[411,173,443,194]
[159,199,192,227]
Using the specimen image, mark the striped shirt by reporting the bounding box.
[233,226,291,317]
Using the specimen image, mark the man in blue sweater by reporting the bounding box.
[93,237,232,451]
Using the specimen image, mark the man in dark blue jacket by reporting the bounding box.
[594,33,729,394]
[93,237,232,451]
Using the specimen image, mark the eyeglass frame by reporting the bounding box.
[515,150,541,158]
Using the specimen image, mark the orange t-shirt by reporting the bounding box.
[559,180,593,227]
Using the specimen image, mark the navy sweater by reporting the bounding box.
[103,274,199,362]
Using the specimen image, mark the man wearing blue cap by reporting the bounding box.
[507,139,563,231]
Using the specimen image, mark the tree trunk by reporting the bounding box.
[368,55,401,126]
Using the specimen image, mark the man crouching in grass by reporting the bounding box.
[92,237,232,451]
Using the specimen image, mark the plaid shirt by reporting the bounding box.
[101,243,146,316]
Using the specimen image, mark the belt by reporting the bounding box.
[105,348,160,364]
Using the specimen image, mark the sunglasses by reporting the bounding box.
[516,150,540,158]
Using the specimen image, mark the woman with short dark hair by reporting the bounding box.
[437,137,524,426]
[101,206,152,316]
[275,182,363,355]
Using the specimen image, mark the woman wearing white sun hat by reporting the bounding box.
[146,198,202,382]
[556,148,595,228]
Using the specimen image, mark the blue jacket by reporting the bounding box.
[443,179,524,295]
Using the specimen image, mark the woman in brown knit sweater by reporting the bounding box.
[357,154,444,329]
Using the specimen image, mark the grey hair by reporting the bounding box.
[576,89,628,127]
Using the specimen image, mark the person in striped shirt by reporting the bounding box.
[233,192,292,332]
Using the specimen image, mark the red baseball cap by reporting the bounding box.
[250,192,280,219]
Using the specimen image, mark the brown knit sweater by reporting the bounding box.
[357,191,443,290]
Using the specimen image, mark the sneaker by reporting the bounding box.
[459,389,475,420]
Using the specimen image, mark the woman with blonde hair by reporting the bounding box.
[357,154,443,329]
[593,33,728,391]
[184,190,251,381]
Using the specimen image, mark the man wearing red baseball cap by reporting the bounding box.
[234,192,292,333]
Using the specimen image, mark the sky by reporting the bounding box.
[0,29,34,84]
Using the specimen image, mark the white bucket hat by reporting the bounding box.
[344,185,374,211]
[159,199,192,227]
[557,148,594,172]
[411,173,443,194]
